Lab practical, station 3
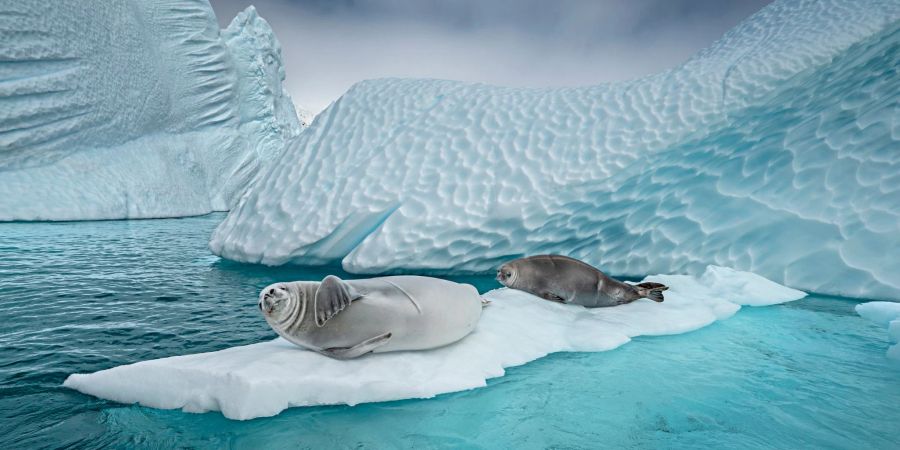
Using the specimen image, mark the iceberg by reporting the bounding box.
[209,0,900,301]
[0,1,302,221]
[856,302,900,361]
[63,266,805,420]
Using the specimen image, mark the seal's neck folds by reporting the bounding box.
[275,282,318,333]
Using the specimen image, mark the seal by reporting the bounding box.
[258,275,484,359]
[496,254,668,307]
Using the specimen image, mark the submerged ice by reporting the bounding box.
[210,0,900,301]
[63,266,805,420]
[856,302,900,361]
[0,1,302,220]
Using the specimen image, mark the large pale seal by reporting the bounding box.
[258,275,484,359]
[496,255,668,307]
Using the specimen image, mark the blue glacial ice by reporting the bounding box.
[63,266,805,420]
[210,0,900,301]
[0,1,302,220]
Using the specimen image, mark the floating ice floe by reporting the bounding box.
[64,266,805,420]
[0,2,302,220]
[856,302,900,361]
[210,0,900,301]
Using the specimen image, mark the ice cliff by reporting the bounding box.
[64,266,806,420]
[0,1,302,220]
[210,0,900,301]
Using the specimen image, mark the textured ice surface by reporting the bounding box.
[0,1,301,220]
[63,266,805,420]
[211,0,900,301]
[856,302,900,360]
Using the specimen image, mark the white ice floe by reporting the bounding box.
[856,302,900,361]
[64,266,805,420]
[210,0,900,301]
[0,2,302,220]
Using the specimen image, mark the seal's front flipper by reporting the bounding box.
[320,332,392,359]
[541,292,567,303]
[635,282,668,302]
[315,275,364,327]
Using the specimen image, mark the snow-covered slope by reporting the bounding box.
[63,266,805,420]
[211,0,900,301]
[0,1,302,220]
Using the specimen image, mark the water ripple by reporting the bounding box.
[1,214,898,449]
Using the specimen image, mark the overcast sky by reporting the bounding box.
[210,0,771,113]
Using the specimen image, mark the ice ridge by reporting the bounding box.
[0,1,302,220]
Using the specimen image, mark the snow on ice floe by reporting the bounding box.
[63,266,805,420]
[856,302,900,361]
[210,0,900,301]
[0,1,302,221]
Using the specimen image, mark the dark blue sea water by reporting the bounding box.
[1,214,898,449]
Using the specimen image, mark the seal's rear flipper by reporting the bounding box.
[320,332,392,359]
[635,282,668,302]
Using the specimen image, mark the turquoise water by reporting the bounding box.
[1,214,898,449]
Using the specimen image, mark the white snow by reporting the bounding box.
[0,2,302,221]
[210,0,900,301]
[64,266,805,420]
[856,302,900,361]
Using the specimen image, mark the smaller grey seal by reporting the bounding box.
[259,275,484,359]
[496,255,668,307]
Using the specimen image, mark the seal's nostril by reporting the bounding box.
[258,302,263,311]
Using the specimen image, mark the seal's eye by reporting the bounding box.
[505,272,511,277]
[268,288,275,295]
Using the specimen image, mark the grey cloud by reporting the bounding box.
[210,0,771,112]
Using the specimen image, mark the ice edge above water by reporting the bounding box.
[63,266,805,420]
[856,302,900,361]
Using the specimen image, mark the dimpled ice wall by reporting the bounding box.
[210,0,900,300]
[0,1,302,220]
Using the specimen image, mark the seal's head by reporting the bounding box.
[258,282,307,329]
[496,262,519,288]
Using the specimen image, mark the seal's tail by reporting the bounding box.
[635,282,668,302]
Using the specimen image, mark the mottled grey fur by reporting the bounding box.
[496,255,667,307]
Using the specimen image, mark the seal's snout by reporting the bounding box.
[259,285,288,315]
[260,293,276,314]
[259,294,272,314]
[496,265,514,286]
